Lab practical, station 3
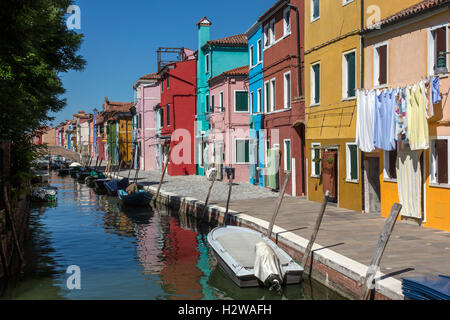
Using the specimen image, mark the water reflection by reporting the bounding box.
[0,173,344,300]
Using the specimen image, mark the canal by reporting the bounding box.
[0,173,344,300]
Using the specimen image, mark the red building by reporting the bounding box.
[158,55,197,176]
[260,0,306,197]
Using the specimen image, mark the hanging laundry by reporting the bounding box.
[407,84,429,151]
[394,87,408,141]
[397,147,423,219]
[424,80,434,119]
[356,90,376,152]
[432,76,442,104]
[373,89,396,151]
[266,147,280,190]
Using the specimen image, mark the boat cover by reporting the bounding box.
[402,275,450,300]
[254,241,285,286]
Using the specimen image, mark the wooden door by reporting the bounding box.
[322,150,337,200]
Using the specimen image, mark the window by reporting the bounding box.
[270,79,276,112]
[269,19,275,45]
[343,0,354,5]
[430,138,449,185]
[428,25,448,75]
[284,140,291,171]
[311,143,321,177]
[235,139,250,164]
[346,143,359,182]
[343,50,356,99]
[311,62,321,105]
[161,81,164,93]
[159,109,164,128]
[205,53,210,74]
[219,91,224,112]
[235,91,249,112]
[264,81,270,113]
[166,104,171,127]
[138,113,142,129]
[374,43,388,87]
[311,0,320,21]
[384,150,397,180]
[206,94,210,113]
[250,45,255,67]
[257,88,262,113]
[284,8,291,36]
[284,71,291,109]
[264,25,270,48]
[250,91,254,113]
[211,95,215,113]
[257,39,262,62]
[167,75,170,89]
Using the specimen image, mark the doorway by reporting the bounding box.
[322,149,338,203]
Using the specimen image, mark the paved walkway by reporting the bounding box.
[114,169,449,282]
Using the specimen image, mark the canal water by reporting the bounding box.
[0,173,344,300]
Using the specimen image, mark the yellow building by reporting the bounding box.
[304,0,424,212]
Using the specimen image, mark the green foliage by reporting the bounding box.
[0,0,85,186]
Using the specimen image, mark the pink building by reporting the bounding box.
[208,66,250,182]
[133,73,161,171]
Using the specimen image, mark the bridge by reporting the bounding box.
[47,146,82,162]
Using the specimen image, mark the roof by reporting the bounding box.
[196,17,212,26]
[133,72,160,89]
[204,34,248,48]
[364,0,450,32]
[258,0,289,22]
[209,65,249,83]
[103,97,134,114]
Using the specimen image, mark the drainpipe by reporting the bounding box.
[360,0,366,212]
[287,3,302,97]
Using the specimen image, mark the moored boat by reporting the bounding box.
[118,189,152,207]
[105,178,129,196]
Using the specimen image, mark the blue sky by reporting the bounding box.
[52,0,275,125]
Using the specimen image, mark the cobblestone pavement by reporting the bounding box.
[114,169,280,203]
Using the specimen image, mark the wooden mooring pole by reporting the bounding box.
[3,185,24,267]
[225,176,233,216]
[301,190,330,271]
[267,171,291,239]
[152,146,172,205]
[361,203,402,300]
[202,169,217,217]
[0,210,9,278]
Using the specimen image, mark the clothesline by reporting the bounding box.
[354,75,432,92]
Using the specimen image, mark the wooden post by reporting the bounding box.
[361,203,402,300]
[3,185,24,266]
[0,210,9,278]
[152,146,172,205]
[202,169,217,217]
[301,190,330,270]
[225,176,234,216]
[267,172,291,239]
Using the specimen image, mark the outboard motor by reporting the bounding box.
[254,242,285,293]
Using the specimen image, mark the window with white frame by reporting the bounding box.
[311,143,321,177]
[257,88,262,113]
[283,8,291,36]
[219,91,224,112]
[430,138,449,185]
[269,19,275,45]
[343,50,356,99]
[205,94,210,113]
[211,94,215,113]
[264,81,270,113]
[257,39,262,63]
[250,45,255,67]
[270,78,276,112]
[311,0,320,21]
[311,62,321,105]
[428,24,448,75]
[264,25,270,48]
[346,143,359,182]
[374,43,388,87]
[235,139,250,164]
[205,53,210,74]
[235,91,249,112]
[383,150,397,180]
[284,139,291,172]
[284,71,291,109]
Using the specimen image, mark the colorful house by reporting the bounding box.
[259,0,306,197]
[246,21,266,187]
[133,73,161,171]
[361,0,450,231]
[158,53,197,176]
[208,66,250,182]
[195,17,249,176]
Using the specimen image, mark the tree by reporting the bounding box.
[0,0,86,184]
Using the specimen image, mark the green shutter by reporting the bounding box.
[206,95,210,113]
[350,145,358,180]
[285,141,291,171]
[313,64,320,104]
[347,52,356,98]
[314,148,320,175]
[236,91,249,112]
[245,140,250,163]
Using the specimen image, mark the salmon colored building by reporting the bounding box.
[158,55,197,176]
[259,0,306,196]
[362,0,450,231]
[208,66,250,182]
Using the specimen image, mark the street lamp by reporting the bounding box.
[435,51,449,76]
